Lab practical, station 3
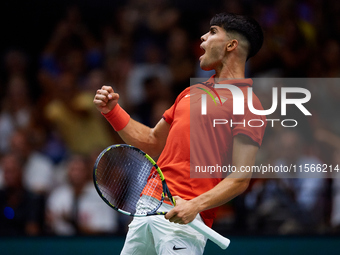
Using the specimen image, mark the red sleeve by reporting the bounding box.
[232,93,267,146]
[162,87,190,125]
[162,104,175,125]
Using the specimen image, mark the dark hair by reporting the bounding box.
[210,13,263,60]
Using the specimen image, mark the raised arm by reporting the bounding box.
[93,85,170,158]
[165,134,258,224]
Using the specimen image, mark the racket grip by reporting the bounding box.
[188,220,230,250]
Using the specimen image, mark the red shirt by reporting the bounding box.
[158,76,266,227]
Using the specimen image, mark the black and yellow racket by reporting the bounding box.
[93,144,230,249]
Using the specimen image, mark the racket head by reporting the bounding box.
[93,144,174,216]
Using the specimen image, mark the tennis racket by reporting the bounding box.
[93,144,230,250]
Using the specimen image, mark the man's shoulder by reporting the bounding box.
[175,87,192,101]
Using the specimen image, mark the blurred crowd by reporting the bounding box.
[0,0,340,236]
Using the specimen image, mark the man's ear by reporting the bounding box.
[226,39,238,52]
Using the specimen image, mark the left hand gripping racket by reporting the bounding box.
[93,144,230,249]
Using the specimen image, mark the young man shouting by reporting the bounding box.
[94,13,266,255]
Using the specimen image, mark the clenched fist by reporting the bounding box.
[93,86,119,114]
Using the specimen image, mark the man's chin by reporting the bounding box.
[200,63,214,71]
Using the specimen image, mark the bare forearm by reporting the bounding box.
[191,174,250,212]
[118,118,163,157]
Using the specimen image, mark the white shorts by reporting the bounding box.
[120,198,207,255]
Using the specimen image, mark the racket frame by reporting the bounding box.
[93,144,175,217]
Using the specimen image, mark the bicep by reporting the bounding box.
[231,134,259,181]
[150,118,171,157]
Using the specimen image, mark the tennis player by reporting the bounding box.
[94,13,266,255]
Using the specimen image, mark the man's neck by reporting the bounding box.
[214,57,246,80]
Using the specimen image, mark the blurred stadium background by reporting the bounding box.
[0,0,340,254]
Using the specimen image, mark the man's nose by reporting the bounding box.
[201,32,208,42]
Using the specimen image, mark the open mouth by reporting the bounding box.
[199,45,206,61]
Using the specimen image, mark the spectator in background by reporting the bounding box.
[0,152,43,236]
[103,53,133,109]
[244,130,327,234]
[43,5,102,75]
[249,0,316,77]
[46,155,118,235]
[0,129,54,195]
[133,76,172,127]
[38,5,102,104]
[1,50,29,92]
[273,130,326,233]
[276,19,312,77]
[144,0,179,35]
[125,43,172,112]
[84,68,106,94]
[44,71,115,155]
[0,76,34,153]
[84,68,125,145]
[0,74,48,156]
[167,27,195,97]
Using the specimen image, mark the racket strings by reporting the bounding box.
[137,170,163,214]
[95,146,163,215]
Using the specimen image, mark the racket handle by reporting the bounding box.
[188,220,230,250]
